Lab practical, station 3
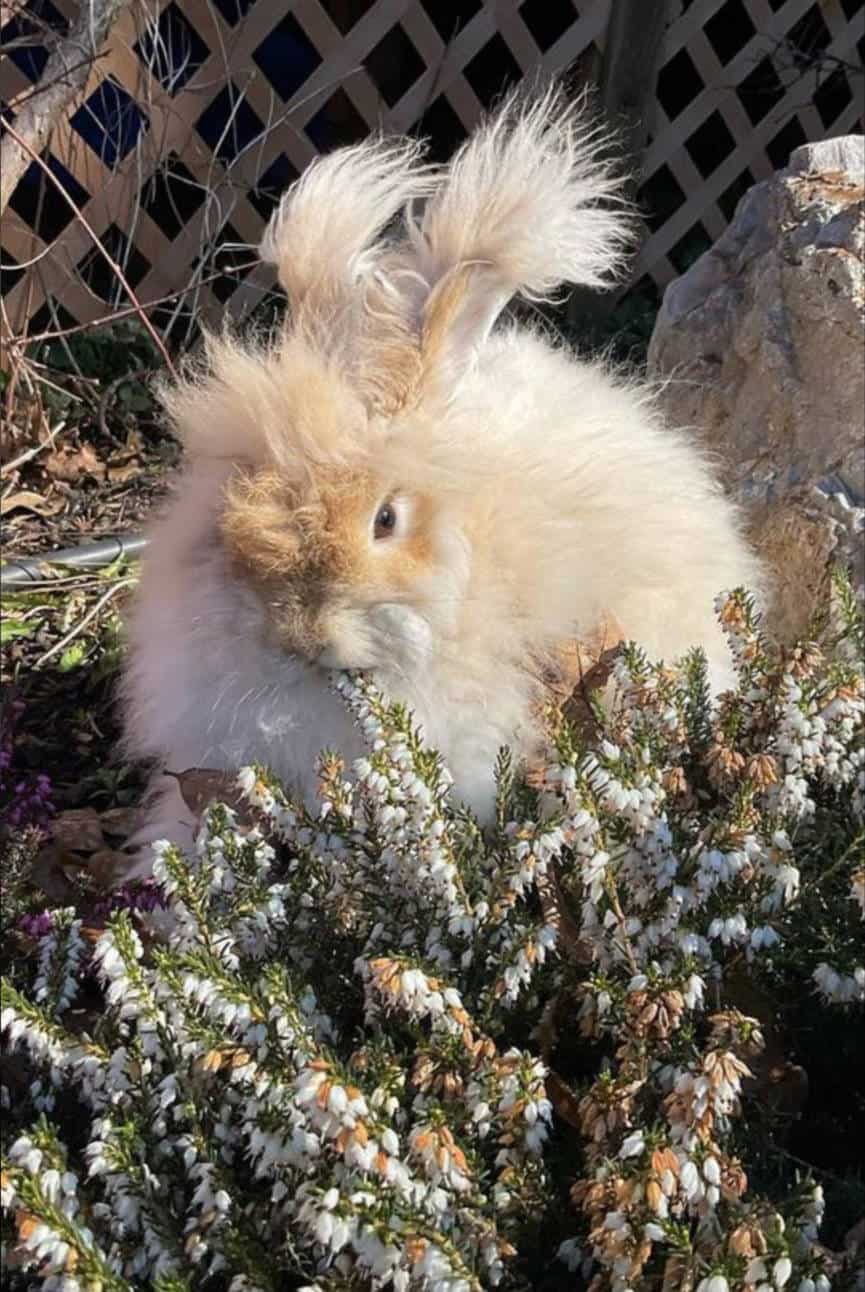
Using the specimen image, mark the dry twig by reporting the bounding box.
[2,120,176,376]
[1,420,67,478]
[34,577,133,669]
[0,0,131,215]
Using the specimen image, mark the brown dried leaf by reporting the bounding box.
[44,443,105,482]
[27,844,80,903]
[87,848,132,889]
[170,768,247,819]
[545,1069,582,1131]
[0,489,63,517]
[662,1254,694,1292]
[98,806,139,838]
[725,964,809,1120]
[106,460,142,484]
[538,611,626,742]
[50,807,105,853]
[763,1062,809,1119]
[535,995,560,1063]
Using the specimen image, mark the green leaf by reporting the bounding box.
[0,617,34,644]
[58,641,88,671]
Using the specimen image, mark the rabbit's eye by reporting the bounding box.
[374,503,397,540]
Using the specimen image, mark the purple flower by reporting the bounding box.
[1,699,55,829]
[92,878,167,919]
[17,910,55,939]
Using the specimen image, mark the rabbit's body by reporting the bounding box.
[121,89,762,869]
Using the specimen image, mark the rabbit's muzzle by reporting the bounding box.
[265,590,433,675]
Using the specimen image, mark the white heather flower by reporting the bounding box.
[557,1237,582,1270]
[751,925,780,951]
[773,1257,793,1288]
[683,974,705,1009]
[680,1160,702,1200]
[813,962,865,1004]
[619,1130,645,1159]
[697,1276,729,1292]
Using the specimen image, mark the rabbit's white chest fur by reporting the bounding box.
[122,513,521,868]
[128,541,514,812]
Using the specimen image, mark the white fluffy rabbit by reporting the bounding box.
[121,87,762,871]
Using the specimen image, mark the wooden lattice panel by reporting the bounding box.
[1,0,863,341]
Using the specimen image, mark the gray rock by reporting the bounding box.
[787,135,865,178]
[648,136,865,641]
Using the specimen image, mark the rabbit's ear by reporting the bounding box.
[410,84,634,382]
[259,136,437,339]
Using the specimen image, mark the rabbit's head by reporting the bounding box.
[218,446,467,672]
[159,86,633,676]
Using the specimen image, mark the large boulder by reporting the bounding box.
[648,137,864,642]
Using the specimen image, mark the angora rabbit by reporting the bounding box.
[121,87,762,870]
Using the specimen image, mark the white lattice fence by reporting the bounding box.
[1,0,862,342]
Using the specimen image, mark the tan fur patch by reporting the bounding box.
[220,463,436,657]
[419,266,472,378]
[353,274,425,416]
[221,470,303,580]
[384,493,436,592]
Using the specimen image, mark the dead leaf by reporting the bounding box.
[537,610,626,741]
[545,1069,582,1131]
[99,806,139,839]
[0,489,63,517]
[28,844,81,903]
[88,848,133,889]
[725,963,809,1121]
[50,807,105,853]
[763,1061,809,1119]
[662,1255,695,1292]
[80,924,107,945]
[44,443,105,482]
[106,460,142,484]
[535,995,560,1062]
[123,427,145,453]
[171,768,248,818]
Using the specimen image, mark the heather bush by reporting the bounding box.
[1,584,863,1292]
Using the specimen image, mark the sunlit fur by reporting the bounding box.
[121,86,763,871]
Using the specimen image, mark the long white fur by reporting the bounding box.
[405,85,633,366]
[259,135,437,329]
[414,85,631,296]
[121,88,763,875]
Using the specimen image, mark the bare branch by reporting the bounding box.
[2,118,176,375]
[0,0,131,216]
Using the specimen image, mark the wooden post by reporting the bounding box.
[566,0,674,336]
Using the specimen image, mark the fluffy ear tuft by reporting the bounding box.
[410,84,634,367]
[259,137,438,332]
